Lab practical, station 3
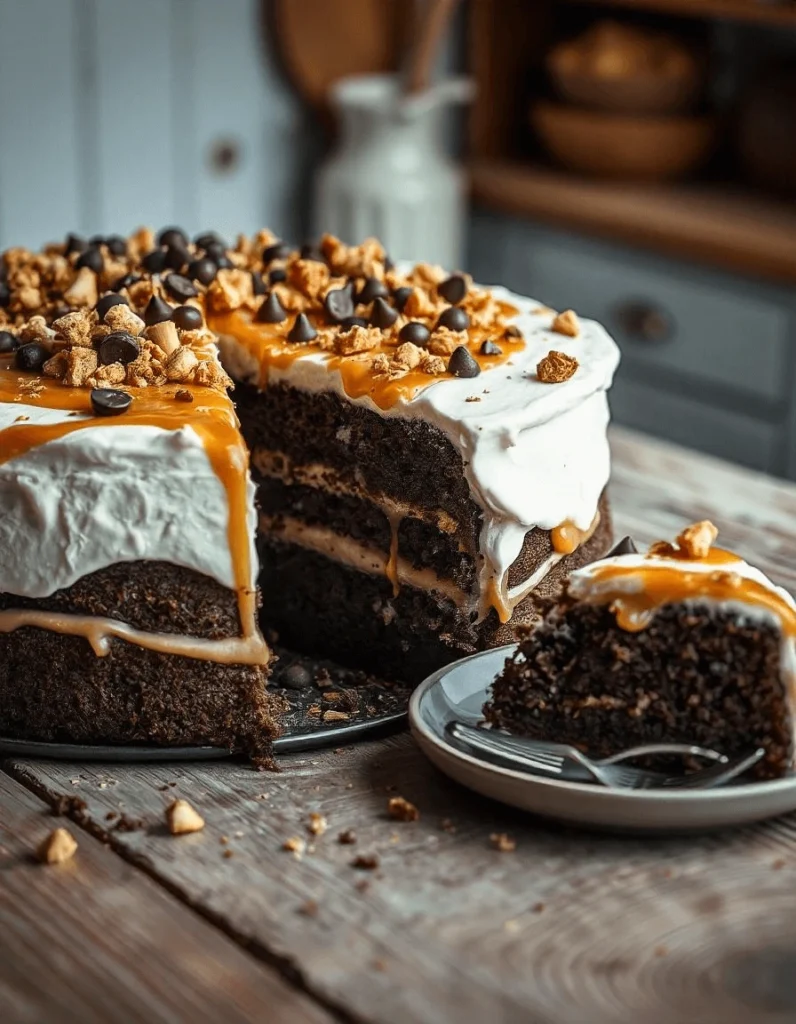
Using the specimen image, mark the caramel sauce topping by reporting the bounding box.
[208,301,522,411]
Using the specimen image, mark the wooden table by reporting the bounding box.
[3,426,796,1024]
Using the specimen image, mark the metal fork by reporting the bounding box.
[446,722,764,790]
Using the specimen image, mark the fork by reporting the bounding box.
[445,722,764,790]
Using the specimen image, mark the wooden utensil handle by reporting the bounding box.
[404,0,460,95]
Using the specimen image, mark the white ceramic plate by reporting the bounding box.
[409,645,796,832]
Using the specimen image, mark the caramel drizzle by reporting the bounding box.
[0,370,267,664]
[583,548,796,638]
[208,301,522,411]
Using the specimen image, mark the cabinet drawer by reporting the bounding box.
[511,234,790,402]
[610,378,780,472]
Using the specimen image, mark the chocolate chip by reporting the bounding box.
[606,536,639,558]
[65,233,88,255]
[262,242,292,264]
[0,331,19,353]
[437,306,470,331]
[143,249,168,274]
[398,321,430,346]
[300,242,325,262]
[340,316,368,331]
[269,267,287,284]
[99,331,139,366]
[448,345,480,378]
[144,295,174,327]
[251,271,267,296]
[287,313,317,343]
[370,296,398,329]
[0,281,10,308]
[503,324,522,338]
[157,226,188,249]
[91,388,132,417]
[204,242,231,268]
[439,274,467,304]
[356,277,388,305]
[392,286,412,312]
[164,274,198,302]
[281,663,313,690]
[172,305,204,331]
[105,235,128,256]
[324,287,354,324]
[15,342,49,372]
[111,272,141,291]
[255,292,287,324]
[194,231,225,250]
[187,258,217,286]
[96,293,129,320]
[164,244,190,272]
[480,339,502,356]
[76,247,104,273]
[385,255,395,272]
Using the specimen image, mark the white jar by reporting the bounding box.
[314,74,474,269]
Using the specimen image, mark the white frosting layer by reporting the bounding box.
[220,283,620,615]
[0,403,257,599]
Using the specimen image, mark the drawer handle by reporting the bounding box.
[612,301,674,344]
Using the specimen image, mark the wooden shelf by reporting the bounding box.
[565,0,796,27]
[470,160,796,285]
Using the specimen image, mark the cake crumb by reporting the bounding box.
[355,878,371,892]
[504,919,521,933]
[351,853,380,870]
[440,818,457,834]
[465,395,481,403]
[532,901,545,914]
[307,812,328,836]
[773,858,787,870]
[372,958,388,972]
[174,388,193,402]
[37,827,77,865]
[655,945,669,958]
[490,832,516,852]
[308,704,322,717]
[299,899,319,917]
[283,836,306,858]
[166,799,205,835]
[387,796,419,822]
[338,829,357,845]
[551,309,580,337]
[323,710,350,723]
[222,848,234,859]
[537,350,578,384]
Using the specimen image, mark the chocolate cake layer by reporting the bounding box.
[485,603,791,780]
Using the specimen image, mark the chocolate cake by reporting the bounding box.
[0,229,276,761]
[203,233,620,682]
[484,523,796,779]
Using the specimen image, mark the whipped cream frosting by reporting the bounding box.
[220,283,620,617]
[0,402,258,599]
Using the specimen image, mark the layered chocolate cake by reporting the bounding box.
[485,523,796,779]
[202,233,620,682]
[0,230,276,761]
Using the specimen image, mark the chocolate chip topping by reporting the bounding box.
[437,306,470,331]
[15,341,49,373]
[0,282,9,307]
[300,242,325,262]
[340,316,369,331]
[251,270,267,296]
[105,235,128,257]
[480,339,502,356]
[164,244,190,272]
[262,242,292,264]
[172,305,204,331]
[96,293,129,320]
[504,324,522,338]
[392,286,412,312]
[65,233,88,255]
[164,274,199,302]
[324,286,355,324]
[187,257,218,286]
[439,274,467,304]
[356,277,389,305]
[370,296,398,329]
[269,267,287,284]
[0,330,18,353]
[287,312,317,343]
[194,231,225,250]
[398,321,430,346]
[256,292,287,324]
[606,536,639,558]
[144,294,174,327]
[448,345,480,378]
[99,331,140,366]
[280,663,313,690]
[143,249,168,274]
[112,272,141,292]
[75,247,104,273]
[204,241,232,268]
[157,226,189,249]
[91,388,132,417]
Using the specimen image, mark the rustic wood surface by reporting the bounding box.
[3,426,796,1024]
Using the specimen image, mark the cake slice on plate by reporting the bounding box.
[484,523,796,779]
[0,231,276,762]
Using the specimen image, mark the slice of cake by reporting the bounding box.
[0,231,276,762]
[201,232,620,682]
[484,523,796,779]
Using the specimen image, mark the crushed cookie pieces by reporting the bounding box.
[283,836,306,858]
[166,799,205,835]
[551,309,580,337]
[490,832,516,852]
[387,796,419,822]
[174,388,193,402]
[37,827,78,864]
[334,325,381,356]
[351,853,380,870]
[323,710,350,723]
[338,829,357,845]
[536,350,578,384]
[307,812,328,836]
[677,520,718,559]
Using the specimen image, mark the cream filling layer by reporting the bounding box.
[0,608,270,666]
[261,514,471,609]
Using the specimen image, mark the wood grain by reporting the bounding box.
[470,160,796,286]
[0,771,334,1024]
